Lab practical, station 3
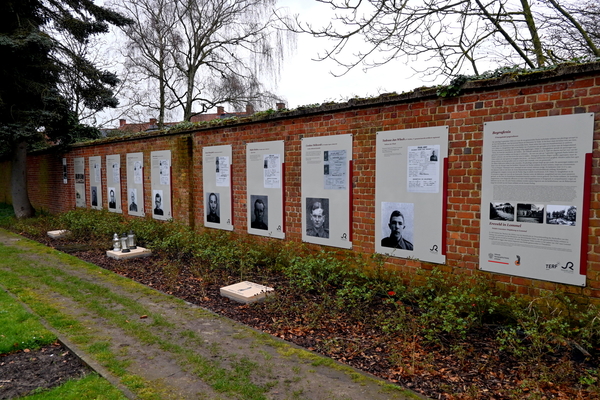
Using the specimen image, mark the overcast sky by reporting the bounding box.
[98,0,446,124]
[274,0,444,109]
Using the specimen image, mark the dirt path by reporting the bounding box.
[0,230,420,400]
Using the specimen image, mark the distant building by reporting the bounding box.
[190,104,256,123]
[112,103,265,134]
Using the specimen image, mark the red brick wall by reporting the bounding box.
[11,62,600,301]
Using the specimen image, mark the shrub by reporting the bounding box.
[406,269,499,342]
[58,209,126,240]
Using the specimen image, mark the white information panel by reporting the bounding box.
[375,127,448,264]
[151,150,172,220]
[89,156,102,210]
[126,152,145,217]
[203,145,233,230]
[480,114,593,286]
[106,154,122,213]
[74,157,86,208]
[301,134,352,249]
[246,141,285,239]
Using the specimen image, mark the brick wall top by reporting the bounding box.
[44,61,600,152]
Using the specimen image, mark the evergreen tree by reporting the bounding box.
[0,0,130,218]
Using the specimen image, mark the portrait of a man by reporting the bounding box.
[91,186,98,207]
[207,192,220,223]
[129,189,138,212]
[108,188,116,209]
[250,196,268,230]
[306,198,329,238]
[153,190,164,216]
[381,208,414,251]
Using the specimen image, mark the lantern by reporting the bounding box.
[112,233,121,252]
[127,230,137,249]
[120,233,130,253]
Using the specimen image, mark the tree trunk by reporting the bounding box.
[11,141,35,219]
[520,0,546,67]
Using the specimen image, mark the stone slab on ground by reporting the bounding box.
[220,281,274,304]
[47,230,70,239]
[106,247,152,260]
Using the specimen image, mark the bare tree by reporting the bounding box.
[288,0,600,80]
[113,0,178,128]
[115,0,294,122]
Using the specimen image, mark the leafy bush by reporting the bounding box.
[5,207,600,359]
[406,269,499,341]
[497,292,600,360]
[58,209,126,240]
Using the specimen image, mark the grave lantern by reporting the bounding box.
[120,233,130,253]
[112,233,121,252]
[127,230,137,249]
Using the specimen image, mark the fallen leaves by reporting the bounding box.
[68,247,600,400]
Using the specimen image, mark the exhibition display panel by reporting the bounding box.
[126,152,145,217]
[301,134,353,249]
[203,145,234,231]
[479,113,594,286]
[150,150,172,220]
[246,141,285,239]
[375,126,448,264]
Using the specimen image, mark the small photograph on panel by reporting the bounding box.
[250,195,268,230]
[206,192,220,223]
[153,190,164,216]
[381,202,414,251]
[129,189,138,212]
[306,198,329,238]
[91,186,98,207]
[546,205,577,226]
[108,187,116,209]
[490,202,515,221]
[75,173,85,184]
[215,157,220,173]
[430,150,438,162]
[516,203,544,223]
[62,163,67,182]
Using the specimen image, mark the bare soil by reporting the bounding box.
[0,342,90,399]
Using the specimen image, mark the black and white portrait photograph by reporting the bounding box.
[490,202,515,221]
[381,202,414,251]
[91,186,98,207]
[516,203,544,223]
[546,205,577,226]
[206,192,220,223]
[153,190,164,216]
[306,197,329,238]
[108,187,116,209]
[250,195,268,230]
[129,189,138,212]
